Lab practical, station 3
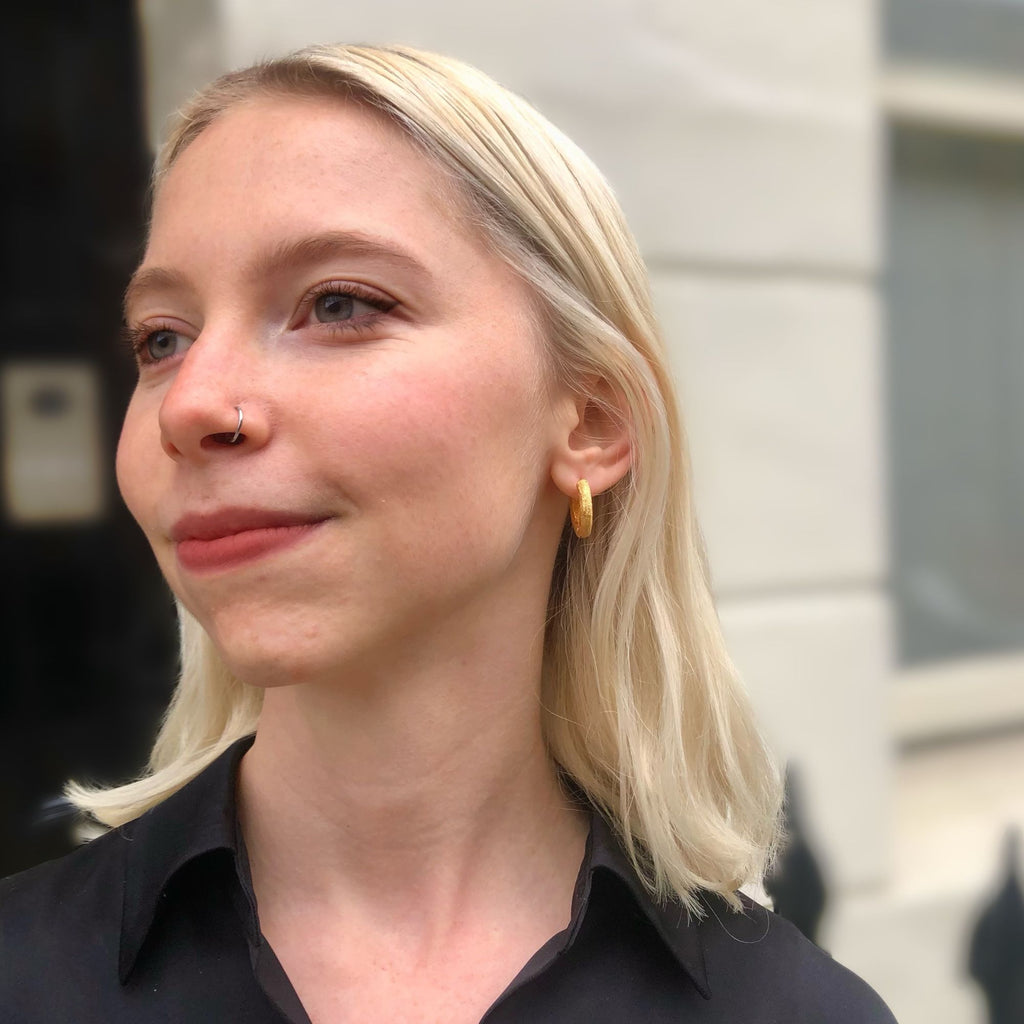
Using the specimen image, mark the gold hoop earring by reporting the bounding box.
[569,478,593,539]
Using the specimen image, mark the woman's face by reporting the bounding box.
[118,95,577,688]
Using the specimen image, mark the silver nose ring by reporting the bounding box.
[228,405,244,445]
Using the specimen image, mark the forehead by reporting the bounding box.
[146,94,471,267]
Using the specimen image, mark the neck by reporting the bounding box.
[236,613,588,939]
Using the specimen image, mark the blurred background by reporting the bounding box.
[3,1,1023,1020]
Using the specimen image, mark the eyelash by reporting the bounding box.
[121,321,181,366]
[122,281,399,367]
[303,280,398,336]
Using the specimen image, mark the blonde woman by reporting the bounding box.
[0,45,896,1023]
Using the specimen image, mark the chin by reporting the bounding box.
[218,641,337,690]
[188,602,339,689]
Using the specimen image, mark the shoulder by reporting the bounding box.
[696,894,898,1024]
[0,824,130,926]
[0,827,131,1004]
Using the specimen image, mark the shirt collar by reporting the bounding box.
[117,735,710,1000]
[118,735,257,983]
[581,810,711,999]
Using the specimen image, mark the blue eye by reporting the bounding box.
[314,292,358,322]
[310,286,396,329]
[145,329,191,362]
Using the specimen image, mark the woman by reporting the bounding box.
[0,44,896,1022]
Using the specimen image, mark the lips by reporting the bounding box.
[171,509,329,573]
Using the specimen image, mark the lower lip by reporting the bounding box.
[176,521,326,574]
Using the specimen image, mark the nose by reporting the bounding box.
[157,332,270,460]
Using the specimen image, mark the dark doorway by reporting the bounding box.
[1,1,178,876]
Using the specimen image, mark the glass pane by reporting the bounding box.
[885,0,1024,78]
[886,126,1024,665]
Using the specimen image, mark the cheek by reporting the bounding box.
[322,350,546,486]
[115,398,159,525]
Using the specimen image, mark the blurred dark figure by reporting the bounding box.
[765,766,828,946]
[0,2,177,876]
[968,828,1024,1024]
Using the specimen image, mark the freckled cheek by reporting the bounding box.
[321,362,534,471]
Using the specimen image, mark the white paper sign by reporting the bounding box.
[2,361,106,525]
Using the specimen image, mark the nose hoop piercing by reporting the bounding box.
[228,405,244,445]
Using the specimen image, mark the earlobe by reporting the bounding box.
[550,437,631,502]
[550,384,632,501]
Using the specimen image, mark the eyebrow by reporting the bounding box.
[123,230,432,317]
[123,266,189,319]
[252,231,431,284]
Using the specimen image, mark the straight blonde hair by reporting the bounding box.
[70,44,782,913]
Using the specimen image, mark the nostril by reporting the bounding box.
[205,431,246,448]
[204,405,245,447]
[160,404,251,456]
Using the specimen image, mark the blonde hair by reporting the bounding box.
[70,44,781,912]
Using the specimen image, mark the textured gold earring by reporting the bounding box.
[569,478,593,539]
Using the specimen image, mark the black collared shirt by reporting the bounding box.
[1,737,896,1022]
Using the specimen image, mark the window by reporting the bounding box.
[886,126,1024,668]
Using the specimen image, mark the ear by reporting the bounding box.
[550,378,632,500]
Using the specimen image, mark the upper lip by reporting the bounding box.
[171,508,329,542]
